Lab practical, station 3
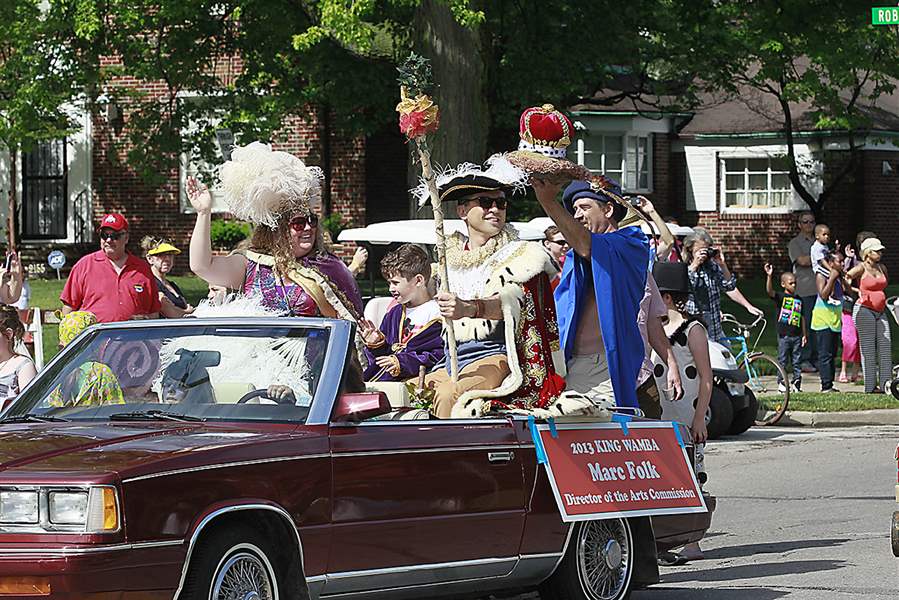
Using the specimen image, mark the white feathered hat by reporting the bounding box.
[219,141,325,229]
[412,154,529,208]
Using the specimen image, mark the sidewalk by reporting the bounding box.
[779,408,899,427]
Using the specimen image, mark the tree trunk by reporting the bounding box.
[410,0,489,217]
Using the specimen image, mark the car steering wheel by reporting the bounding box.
[236,388,295,405]
[236,389,273,404]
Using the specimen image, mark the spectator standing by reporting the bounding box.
[811,252,844,392]
[542,225,569,290]
[683,227,761,344]
[764,263,805,392]
[141,237,194,318]
[61,214,161,322]
[0,306,36,411]
[837,249,860,384]
[788,212,818,371]
[847,238,892,393]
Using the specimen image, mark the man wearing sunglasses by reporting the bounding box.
[422,158,565,418]
[788,211,818,371]
[61,213,160,322]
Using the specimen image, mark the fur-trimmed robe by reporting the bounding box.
[440,227,568,417]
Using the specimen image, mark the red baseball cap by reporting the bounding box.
[98,213,129,232]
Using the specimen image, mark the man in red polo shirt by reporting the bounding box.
[61,213,161,322]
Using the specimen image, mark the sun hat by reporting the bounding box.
[860,237,885,258]
[147,242,181,256]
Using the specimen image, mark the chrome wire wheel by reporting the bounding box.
[576,519,632,600]
[210,545,277,600]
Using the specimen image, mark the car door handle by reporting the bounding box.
[488,451,514,463]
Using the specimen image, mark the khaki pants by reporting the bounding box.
[425,354,510,418]
[565,353,615,401]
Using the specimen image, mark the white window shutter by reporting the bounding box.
[685,146,717,211]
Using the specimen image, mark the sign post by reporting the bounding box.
[47,250,65,280]
[533,421,706,521]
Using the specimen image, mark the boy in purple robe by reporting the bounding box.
[360,244,444,381]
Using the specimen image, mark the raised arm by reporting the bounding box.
[532,179,592,259]
[635,196,675,258]
[764,263,776,298]
[186,177,247,289]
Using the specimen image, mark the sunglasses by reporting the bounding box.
[288,214,319,231]
[467,196,507,211]
[547,239,568,246]
[800,219,815,224]
[99,230,125,241]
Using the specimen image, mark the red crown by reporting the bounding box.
[518,104,573,158]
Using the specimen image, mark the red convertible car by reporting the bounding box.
[0,317,708,600]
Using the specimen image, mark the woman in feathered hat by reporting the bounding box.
[186,142,363,323]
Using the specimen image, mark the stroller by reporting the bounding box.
[888,297,899,400]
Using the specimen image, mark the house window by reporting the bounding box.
[179,151,228,214]
[573,133,651,192]
[723,157,792,210]
[22,139,67,239]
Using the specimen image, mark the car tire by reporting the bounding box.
[892,512,899,557]
[704,388,734,440]
[181,523,284,600]
[727,388,758,436]
[539,519,634,600]
[889,378,899,401]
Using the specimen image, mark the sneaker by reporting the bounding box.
[778,383,787,393]
[792,381,802,393]
[820,387,839,393]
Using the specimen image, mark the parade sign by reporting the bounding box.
[534,421,706,521]
[872,7,899,25]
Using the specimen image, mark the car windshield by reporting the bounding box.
[4,323,331,424]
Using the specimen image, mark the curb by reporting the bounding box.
[777,408,899,427]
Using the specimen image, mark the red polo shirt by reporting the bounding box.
[61,250,162,323]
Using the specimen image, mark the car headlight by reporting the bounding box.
[49,491,88,525]
[0,486,119,532]
[0,491,39,524]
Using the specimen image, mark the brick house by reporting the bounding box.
[1,73,408,277]
[567,87,899,276]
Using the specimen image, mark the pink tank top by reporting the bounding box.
[859,272,887,313]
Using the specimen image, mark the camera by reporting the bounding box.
[626,195,642,208]
[706,248,720,259]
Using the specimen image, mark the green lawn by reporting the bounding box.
[785,392,898,412]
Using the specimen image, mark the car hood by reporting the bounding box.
[0,422,312,483]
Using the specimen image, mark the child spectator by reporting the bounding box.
[764,263,806,392]
[811,252,844,392]
[810,224,833,279]
[652,261,711,562]
[0,305,37,411]
[359,244,444,382]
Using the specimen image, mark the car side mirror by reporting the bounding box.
[331,391,392,423]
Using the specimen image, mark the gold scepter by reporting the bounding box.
[396,54,459,382]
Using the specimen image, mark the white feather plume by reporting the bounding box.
[218,141,325,229]
[152,296,314,405]
[411,154,529,207]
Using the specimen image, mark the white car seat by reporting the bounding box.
[363,296,395,329]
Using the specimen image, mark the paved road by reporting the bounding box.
[510,425,899,600]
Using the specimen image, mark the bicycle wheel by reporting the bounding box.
[747,353,790,426]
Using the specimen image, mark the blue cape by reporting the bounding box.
[554,226,649,408]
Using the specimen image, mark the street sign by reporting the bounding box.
[533,421,706,521]
[47,250,65,280]
[872,7,899,24]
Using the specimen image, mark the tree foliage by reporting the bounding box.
[675,0,899,216]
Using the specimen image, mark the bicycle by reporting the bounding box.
[721,313,790,426]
